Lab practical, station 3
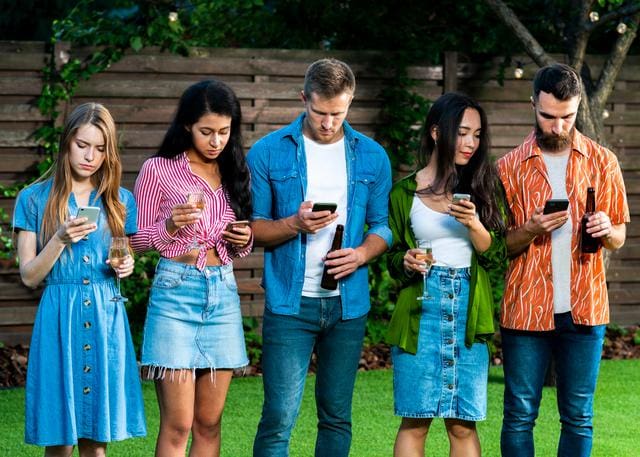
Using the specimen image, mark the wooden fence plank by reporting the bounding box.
[1,43,640,344]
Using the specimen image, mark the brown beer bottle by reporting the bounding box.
[581,187,600,253]
[320,224,344,290]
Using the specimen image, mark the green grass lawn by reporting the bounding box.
[1,359,638,456]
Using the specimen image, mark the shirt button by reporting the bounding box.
[82,278,90,285]
[83,365,91,373]
[83,387,91,394]
[84,322,92,329]
[82,255,90,263]
[83,299,91,307]
[83,344,91,351]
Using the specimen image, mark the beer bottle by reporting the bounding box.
[320,224,344,290]
[581,187,600,253]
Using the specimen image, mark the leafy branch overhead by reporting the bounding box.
[484,0,640,145]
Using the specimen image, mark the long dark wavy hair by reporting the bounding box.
[416,92,504,232]
[157,79,252,220]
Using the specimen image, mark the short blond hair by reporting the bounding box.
[303,58,356,99]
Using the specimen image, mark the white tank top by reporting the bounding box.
[410,195,472,268]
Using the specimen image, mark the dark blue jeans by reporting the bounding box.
[253,296,367,457]
[500,312,605,457]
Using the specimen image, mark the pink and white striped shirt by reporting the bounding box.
[131,152,252,270]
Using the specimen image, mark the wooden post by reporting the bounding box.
[443,51,458,93]
[53,41,71,122]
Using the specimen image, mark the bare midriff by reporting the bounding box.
[170,247,222,266]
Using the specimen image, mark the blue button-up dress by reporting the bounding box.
[14,180,146,446]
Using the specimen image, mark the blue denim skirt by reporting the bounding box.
[392,266,489,421]
[141,258,248,377]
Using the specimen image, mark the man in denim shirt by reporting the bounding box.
[248,58,392,457]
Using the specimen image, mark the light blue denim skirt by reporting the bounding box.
[141,258,248,376]
[392,266,489,421]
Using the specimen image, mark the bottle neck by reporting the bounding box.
[586,189,595,213]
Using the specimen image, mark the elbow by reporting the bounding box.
[20,274,40,289]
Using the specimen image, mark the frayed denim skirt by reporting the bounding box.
[392,266,489,421]
[141,258,248,375]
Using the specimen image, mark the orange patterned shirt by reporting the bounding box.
[497,130,630,330]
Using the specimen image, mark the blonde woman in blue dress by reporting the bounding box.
[14,103,146,456]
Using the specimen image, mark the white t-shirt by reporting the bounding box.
[543,152,572,314]
[410,195,472,268]
[302,135,348,297]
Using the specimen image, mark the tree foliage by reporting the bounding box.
[484,0,640,144]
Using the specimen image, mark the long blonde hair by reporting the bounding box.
[40,103,126,244]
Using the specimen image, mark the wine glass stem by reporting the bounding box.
[116,276,121,297]
[422,272,428,297]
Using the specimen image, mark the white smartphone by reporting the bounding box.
[452,193,471,204]
[76,206,101,224]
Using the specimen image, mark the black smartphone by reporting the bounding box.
[543,199,569,214]
[312,202,337,213]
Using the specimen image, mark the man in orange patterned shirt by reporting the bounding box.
[497,63,629,457]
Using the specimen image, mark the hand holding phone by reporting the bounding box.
[223,220,251,247]
[543,199,569,214]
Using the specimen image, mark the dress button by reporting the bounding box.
[448,384,454,390]
[83,344,91,351]
[82,278,90,285]
[83,365,91,373]
[83,299,91,307]
[84,322,92,329]
[447,315,453,321]
[82,255,90,263]
[446,338,453,345]
[448,293,454,299]
[445,360,453,367]
[83,387,91,394]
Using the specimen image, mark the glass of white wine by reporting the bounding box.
[415,239,434,301]
[109,237,130,303]
[186,190,206,250]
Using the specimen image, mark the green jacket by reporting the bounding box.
[386,173,506,354]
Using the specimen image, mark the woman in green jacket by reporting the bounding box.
[387,92,506,457]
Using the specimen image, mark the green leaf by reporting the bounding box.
[130,36,143,51]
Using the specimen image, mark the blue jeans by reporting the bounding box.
[253,296,367,457]
[500,312,605,457]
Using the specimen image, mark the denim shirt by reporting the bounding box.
[247,114,392,319]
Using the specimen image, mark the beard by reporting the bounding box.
[535,121,574,152]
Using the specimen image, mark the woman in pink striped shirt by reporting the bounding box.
[131,79,252,457]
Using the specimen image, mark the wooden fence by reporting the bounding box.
[0,41,638,345]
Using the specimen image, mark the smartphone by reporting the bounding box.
[226,220,250,232]
[452,193,471,204]
[543,199,570,214]
[312,202,338,213]
[76,206,101,224]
